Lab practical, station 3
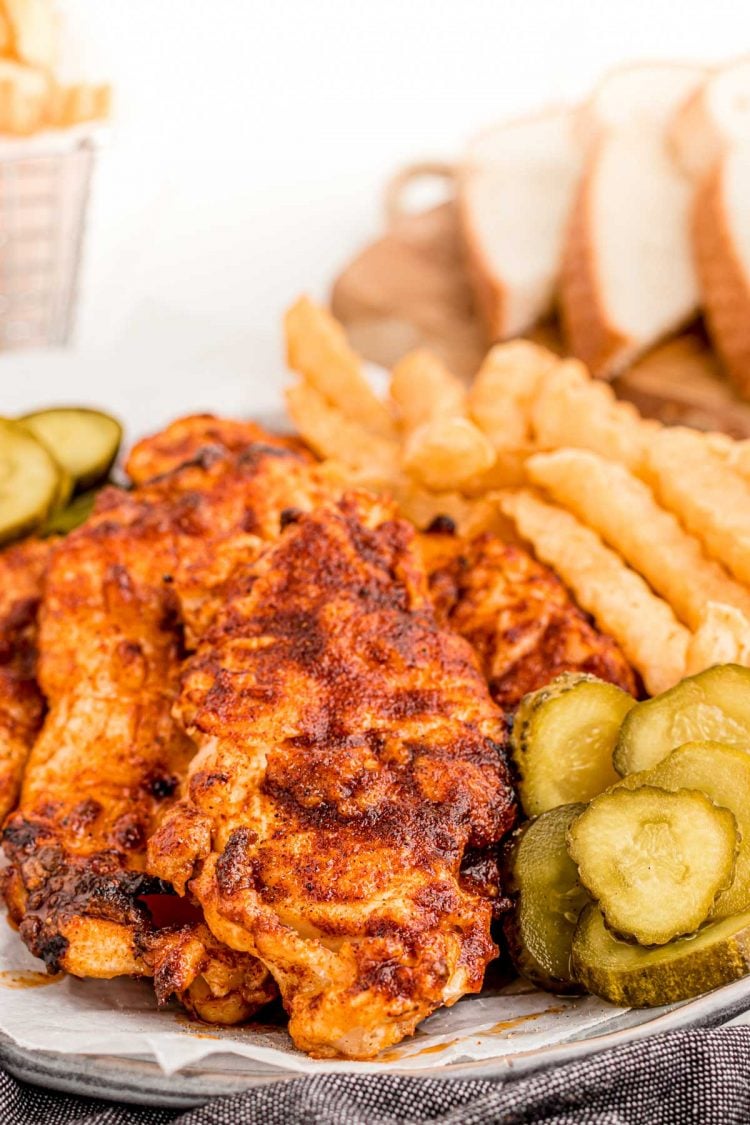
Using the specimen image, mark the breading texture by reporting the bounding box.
[0,537,50,823]
[148,494,517,1059]
[420,529,636,709]
[126,413,310,485]
[2,418,331,1017]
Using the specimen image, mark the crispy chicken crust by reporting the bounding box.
[2,417,331,1018]
[126,413,310,485]
[421,529,636,709]
[148,494,517,1059]
[0,538,50,824]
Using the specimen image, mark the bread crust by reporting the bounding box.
[694,158,750,397]
[457,178,507,341]
[668,84,717,180]
[456,106,576,344]
[560,148,631,379]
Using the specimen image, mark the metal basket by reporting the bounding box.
[0,136,95,349]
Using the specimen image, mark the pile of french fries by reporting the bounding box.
[284,296,750,697]
[0,0,109,136]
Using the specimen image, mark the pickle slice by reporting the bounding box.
[41,489,98,536]
[51,463,74,512]
[567,787,737,945]
[617,741,750,918]
[614,665,750,776]
[572,902,750,1007]
[504,804,589,993]
[0,419,61,543]
[20,407,122,491]
[512,673,636,816]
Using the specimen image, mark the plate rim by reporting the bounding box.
[3,974,750,1108]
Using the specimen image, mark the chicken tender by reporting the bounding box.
[421,528,636,709]
[0,538,50,823]
[148,494,517,1059]
[3,424,331,1019]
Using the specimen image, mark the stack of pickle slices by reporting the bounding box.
[0,407,122,542]
[506,666,750,1007]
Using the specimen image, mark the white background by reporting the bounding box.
[3,0,750,439]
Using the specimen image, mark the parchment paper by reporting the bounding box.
[0,911,634,1077]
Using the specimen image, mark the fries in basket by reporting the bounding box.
[0,0,110,136]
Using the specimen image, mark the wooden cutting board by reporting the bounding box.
[331,195,750,439]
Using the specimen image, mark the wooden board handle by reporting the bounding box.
[385,162,457,225]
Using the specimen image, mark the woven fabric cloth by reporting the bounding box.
[4,1027,750,1125]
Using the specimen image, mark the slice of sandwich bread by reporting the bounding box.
[459,108,583,341]
[693,144,750,396]
[561,63,706,376]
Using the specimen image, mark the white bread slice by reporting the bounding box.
[561,126,699,377]
[693,144,750,396]
[578,61,708,145]
[458,108,584,340]
[670,58,750,181]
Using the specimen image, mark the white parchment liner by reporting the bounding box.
[0,910,638,1077]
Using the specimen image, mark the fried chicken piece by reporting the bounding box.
[0,538,51,824]
[3,425,332,1016]
[148,494,517,1059]
[126,413,309,485]
[420,528,636,710]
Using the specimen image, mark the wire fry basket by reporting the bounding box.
[0,134,96,349]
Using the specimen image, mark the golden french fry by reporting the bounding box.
[48,82,111,127]
[531,359,657,470]
[390,479,503,538]
[642,427,750,586]
[0,10,11,54]
[686,602,750,675]
[469,340,559,449]
[500,489,690,694]
[2,0,56,71]
[285,296,396,440]
[705,432,750,483]
[460,443,535,494]
[285,381,399,476]
[402,416,495,491]
[527,448,750,630]
[390,348,496,490]
[390,349,465,433]
[0,59,49,134]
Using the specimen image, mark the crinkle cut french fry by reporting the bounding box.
[392,479,502,538]
[469,340,559,449]
[285,296,396,440]
[642,427,750,586]
[0,59,49,134]
[531,359,657,470]
[705,432,750,484]
[0,10,11,55]
[527,448,750,630]
[2,0,56,71]
[48,82,111,127]
[285,381,399,476]
[460,444,534,494]
[391,348,495,490]
[402,416,495,491]
[686,602,750,675]
[389,348,466,433]
[500,489,690,695]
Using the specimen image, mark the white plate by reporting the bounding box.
[3,374,750,1107]
[2,977,750,1108]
